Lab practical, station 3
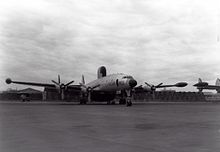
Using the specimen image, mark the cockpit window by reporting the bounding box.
[122,76,133,79]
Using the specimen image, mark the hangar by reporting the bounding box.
[0,88,42,101]
[43,87,80,101]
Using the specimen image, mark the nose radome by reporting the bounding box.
[129,79,137,88]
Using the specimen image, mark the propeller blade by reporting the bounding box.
[79,83,87,88]
[156,83,163,87]
[51,80,59,85]
[145,82,152,87]
[65,80,74,86]
[136,85,143,88]
[58,75,60,84]
[61,89,65,100]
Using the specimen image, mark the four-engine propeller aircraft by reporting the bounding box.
[5,66,137,106]
[193,78,220,93]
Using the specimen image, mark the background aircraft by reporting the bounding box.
[193,78,220,93]
[6,66,137,106]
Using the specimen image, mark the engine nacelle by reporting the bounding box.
[175,82,188,87]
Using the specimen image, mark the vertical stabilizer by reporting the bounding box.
[216,78,220,86]
[97,66,107,79]
[198,78,202,83]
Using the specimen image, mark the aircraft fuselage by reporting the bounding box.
[86,73,137,92]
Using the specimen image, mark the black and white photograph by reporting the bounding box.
[0,0,220,151]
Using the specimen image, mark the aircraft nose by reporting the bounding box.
[129,79,137,88]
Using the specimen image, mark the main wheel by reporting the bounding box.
[111,101,115,105]
[80,99,87,104]
[119,99,126,105]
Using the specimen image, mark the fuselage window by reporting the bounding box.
[122,76,133,79]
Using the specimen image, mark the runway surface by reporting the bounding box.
[0,101,220,152]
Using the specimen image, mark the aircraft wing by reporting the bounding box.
[134,82,187,93]
[6,78,55,88]
[156,82,188,88]
[200,85,220,90]
[5,78,82,91]
[155,84,174,88]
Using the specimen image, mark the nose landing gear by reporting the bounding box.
[119,90,133,106]
[125,90,133,106]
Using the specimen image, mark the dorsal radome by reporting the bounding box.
[97,66,107,79]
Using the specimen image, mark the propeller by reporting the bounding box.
[144,82,163,100]
[198,88,203,93]
[51,75,74,100]
[145,82,163,91]
[79,82,100,103]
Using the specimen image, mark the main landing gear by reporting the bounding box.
[126,98,132,106]
[119,99,126,105]
[80,98,87,104]
[107,101,116,105]
[79,92,88,105]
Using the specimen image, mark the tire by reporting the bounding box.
[119,99,126,105]
[126,100,132,107]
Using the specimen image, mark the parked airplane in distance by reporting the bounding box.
[5,66,137,106]
[193,78,220,93]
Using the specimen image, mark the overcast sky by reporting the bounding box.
[0,0,220,92]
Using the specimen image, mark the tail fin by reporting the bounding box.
[81,75,85,85]
[215,78,220,86]
[198,78,202,83]
[97,66,107,79]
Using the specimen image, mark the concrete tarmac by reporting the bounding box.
[0,101,220,152]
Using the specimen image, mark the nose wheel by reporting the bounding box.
[119,90,133,106]
[119,99,126,104]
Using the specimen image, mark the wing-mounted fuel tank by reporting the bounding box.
[97,66,107,79]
